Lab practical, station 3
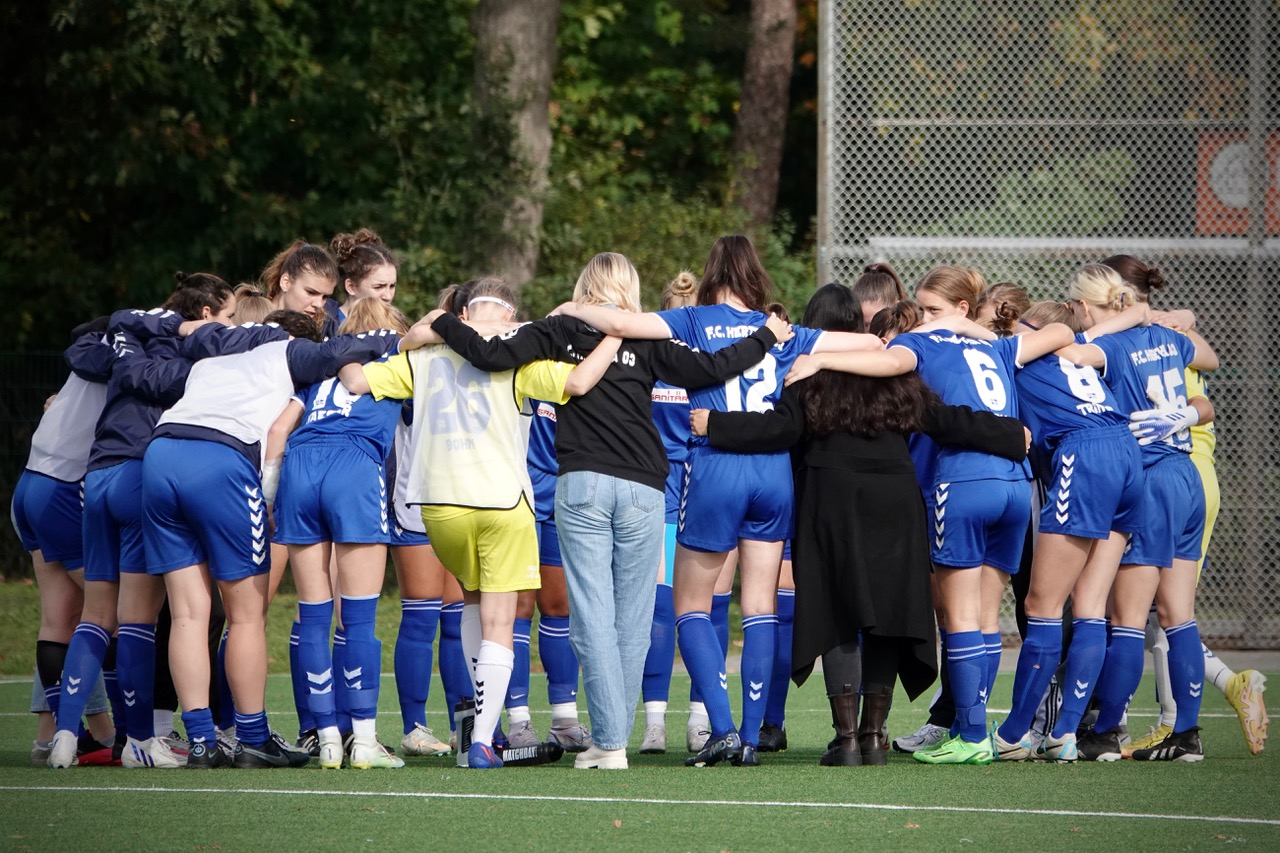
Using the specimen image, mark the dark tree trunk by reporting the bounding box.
[732,0,797,232]
[471,0,561,288]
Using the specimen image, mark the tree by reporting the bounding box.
[471,0,562,288]
[732,0,797,232]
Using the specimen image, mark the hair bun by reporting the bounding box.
[1145,267,1166,292]
[331,228,384,264]
[173,270,190,287]
[670,271,697,297]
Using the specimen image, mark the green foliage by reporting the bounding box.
[1,0,819,349]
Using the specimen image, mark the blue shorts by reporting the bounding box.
[1038,425,1143,540]
[274,441,389,545]
[537,518,562,567]
[143,437,270,582]
[678,446,793,552]
[390,519,430,547]
[931,478,1031,574]
[783,539,792,562]
[664,460,683,525]
[1123,453,1206,569]
[530,466,557,523]
[11,470,84,569]
[83,460,148,582]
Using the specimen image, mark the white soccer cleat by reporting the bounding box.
[47,730,78,769]
[686,721,711,753]
[318,730,344,770]
[349,738,405,769]
[122,735,186,768]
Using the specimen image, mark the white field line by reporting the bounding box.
[0,785,1276,828]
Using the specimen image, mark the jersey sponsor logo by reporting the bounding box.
[651,387,688,404]
[1128,343,1180,365]
[703,323,757,340]
[536,402,559,422]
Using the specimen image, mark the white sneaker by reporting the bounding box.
[122,735,186,768]
[401,724,451,757]
[992,727,1035,762]
[349,738,405,769]
[574,745,628,770]
[892,722,947,753]
[506,720,541,749]
[318,730,344,770]
[686,721,711,753]
[1034,732,1079,763]
[640,723,667,754]
[47,729,78,769]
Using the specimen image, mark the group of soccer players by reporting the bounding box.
[13,229,1268,772]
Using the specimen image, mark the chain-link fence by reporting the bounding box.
[820,0,1279,647]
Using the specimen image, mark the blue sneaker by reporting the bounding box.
[467,742,504,769]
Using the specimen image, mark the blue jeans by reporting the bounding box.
[555,471,664,751]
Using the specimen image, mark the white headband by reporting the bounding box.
[467,296,516,315]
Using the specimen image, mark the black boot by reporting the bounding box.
[858,687,892,765]
[820,685,861,766]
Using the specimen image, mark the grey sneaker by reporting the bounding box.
[31,739,51,767]
[548,717,592,752]
[686,720,711,753]
[506,720,541,749]
[892,722,947,753]
[640,723,667,754]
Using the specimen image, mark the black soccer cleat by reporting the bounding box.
[1077,726,1125,762]
[1130,727,1204,763]
[296,728,320,758]
[234,736,312,768]
[733,743,761,767]
[685,730,743,767]
[187,740,233,769]
[757,723,787,753]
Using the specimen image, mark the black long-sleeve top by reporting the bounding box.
[431,311,779,493]
[705,382,1028,461]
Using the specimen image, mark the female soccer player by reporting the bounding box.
[553,236,878,767]
[849,262,908,328]
[694,284,1031,766]
[269,298,412,770]
[338,278,620,768]
[19,318,115,765]
[142,308,397,768]
[786,266,1075,764]
[1100,255,1268,757]
[1056,264,1219,762]
[988,299,1149,762]
[48,278,238,770]
[426,253,791,770]
[261,240,341,338]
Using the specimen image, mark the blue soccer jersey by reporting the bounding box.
[527,400,558,476]
[890,332,1030,483]
[657,304,823,427]
[1088,326,1199,461]
[289,373,402,463]
[1014,355,1128,455]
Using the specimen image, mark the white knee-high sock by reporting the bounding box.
[472,641,514,747]
[1202,643,1234,694]
[1145,609,1176,728]
[460,604,482,690]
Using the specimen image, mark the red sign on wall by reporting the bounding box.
[1195,132,1280,236]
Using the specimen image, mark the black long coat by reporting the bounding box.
[706,384,1027,700]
